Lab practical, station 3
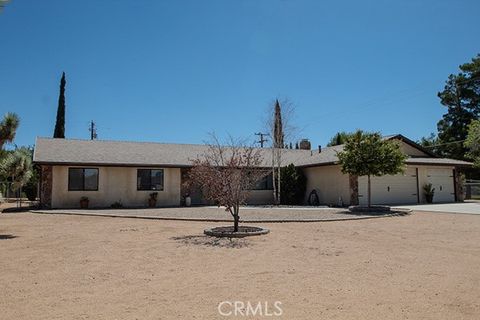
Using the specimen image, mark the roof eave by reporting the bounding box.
[33,161,274,169]
[406,161,473,167]
[297,161,338,168]
[33,161,194,168]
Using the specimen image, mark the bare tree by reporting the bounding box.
[264,98,297,204]
[188,135,269,232]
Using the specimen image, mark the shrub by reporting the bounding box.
[110,201,123,209]
[280,163,307,205]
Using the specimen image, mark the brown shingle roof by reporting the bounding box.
[295,144,472,167]
[33,137,313,168]
[33,137,473,168]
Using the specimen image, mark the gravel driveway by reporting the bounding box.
[31,206,406,222]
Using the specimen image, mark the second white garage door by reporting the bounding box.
[427,168,455,203]
[358,167,418,205]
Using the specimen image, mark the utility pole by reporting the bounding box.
[255,132,269,148]
[89,121,97,140]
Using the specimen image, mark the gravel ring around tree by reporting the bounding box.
[204,226,270,238]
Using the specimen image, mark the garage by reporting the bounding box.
[358,167,418,205]
[426,168,455,203]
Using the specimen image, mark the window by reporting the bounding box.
[137,169,164,191]
[68,168,99,191]
[252,173,274,190]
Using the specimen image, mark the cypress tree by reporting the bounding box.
[273,100,283,148]
[53,72,66,138]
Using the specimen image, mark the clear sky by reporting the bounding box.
[1,0,479,149]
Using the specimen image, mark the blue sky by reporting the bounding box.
[1,0,479,149]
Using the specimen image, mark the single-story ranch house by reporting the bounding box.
[33,135,472,209]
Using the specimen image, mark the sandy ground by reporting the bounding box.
[33,206,394,222]
[0,200,34,211]
[0,211,479,320]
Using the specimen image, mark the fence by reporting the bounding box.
[465,180,480,200]
[0,181,38,207]
[0,181,16,201]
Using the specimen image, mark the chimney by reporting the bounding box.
[299,139,311,150]
[318,145,322,153]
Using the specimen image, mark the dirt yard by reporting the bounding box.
[0,211,479,319]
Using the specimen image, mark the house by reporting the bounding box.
[33,135,472,209]
[297,135,471,206]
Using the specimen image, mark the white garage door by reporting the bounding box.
[427,168,455,203]
[358,167,418,205]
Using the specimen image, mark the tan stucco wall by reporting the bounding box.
[304,165,351,206]
[51,166,181,208]
[303,164,456,206]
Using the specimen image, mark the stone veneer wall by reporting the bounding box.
[40,165,53,208]
[454,169,465,202]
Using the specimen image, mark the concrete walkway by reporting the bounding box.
[30,206,409,223]
[395,201,480,215]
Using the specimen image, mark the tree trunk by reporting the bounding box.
[367,175,371,208]
[233,205,240,232]
[19,185,22,208]
[277,164,281,205]
[272,147,277,204]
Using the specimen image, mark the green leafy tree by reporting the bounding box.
[53,72,66,138]
[327,131,355,147]
[280,163,307,205]
[436,54,480,159]
[337,130,407,207]
[0,112,20,150]
[465,120,480,168]
[418,133,442,156]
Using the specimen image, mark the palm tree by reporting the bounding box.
[0,147,33,192]
[0,113,20,150]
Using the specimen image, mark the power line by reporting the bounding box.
[308,75,480,123]
[422,139,466,148]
